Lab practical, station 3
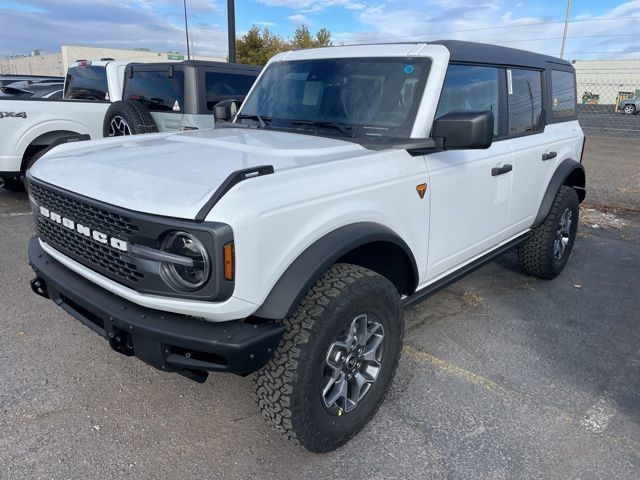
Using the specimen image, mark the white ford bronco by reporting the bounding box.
[27,41,585,452]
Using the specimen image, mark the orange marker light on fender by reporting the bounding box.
[223,242,235,281]
[416,183,427,199]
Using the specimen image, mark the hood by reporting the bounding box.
[30,128,371,219]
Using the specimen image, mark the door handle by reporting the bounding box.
[542,151,557,161]
[491,164,513,176]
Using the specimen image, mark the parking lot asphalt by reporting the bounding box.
[1,187,639,480]
[578,107,640,139]
[581,135,640,211]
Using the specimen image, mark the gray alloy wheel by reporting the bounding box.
[553,208,573,260]
[108,115,132,136]
[623,105,636,115]
[322,313,385,415]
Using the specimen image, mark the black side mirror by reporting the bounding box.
[432,111,494,150]
[214,99,239,121]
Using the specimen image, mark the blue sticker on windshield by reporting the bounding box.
[404,65,415,74]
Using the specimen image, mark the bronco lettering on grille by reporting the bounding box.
[38,206,129,252]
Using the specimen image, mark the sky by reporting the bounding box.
[0,0,639,60]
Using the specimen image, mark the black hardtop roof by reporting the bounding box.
[431,40,573,69]
[129,60,261,72]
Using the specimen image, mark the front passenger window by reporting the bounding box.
[436,65,499,136]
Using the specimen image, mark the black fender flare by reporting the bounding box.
[533,158,586,228]
[20,133,90,173]
[254,222,419,320]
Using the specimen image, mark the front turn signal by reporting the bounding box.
[223,242,235,281]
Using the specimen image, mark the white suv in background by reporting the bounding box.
[27,41,585,452]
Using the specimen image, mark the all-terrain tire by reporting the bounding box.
[254,263,404,452]
[103,100,158,137]
[518,186,579,279]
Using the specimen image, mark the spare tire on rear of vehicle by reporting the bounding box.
[103,100,158,137]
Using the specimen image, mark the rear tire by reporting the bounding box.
[623,104,636,115]
[254,263,403,452]
[103,100,158,137]
[518,186,579,279]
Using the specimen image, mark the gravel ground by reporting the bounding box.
[1,186,639,479]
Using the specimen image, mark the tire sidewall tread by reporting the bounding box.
[254,263,403,453]
[518,185,580,279]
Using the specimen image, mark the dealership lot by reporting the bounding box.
[1,137,639,479]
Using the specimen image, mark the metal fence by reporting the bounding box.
[575,81,640,211]
[577,82,640,139]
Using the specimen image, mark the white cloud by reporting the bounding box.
[0,0,228,57]
[257,0,366,13]
[331,0,640,60]
[287,13,312,24]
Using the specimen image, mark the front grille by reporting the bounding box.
[30,182,139,238]
[31,182,143,284]
[36,215,143,283]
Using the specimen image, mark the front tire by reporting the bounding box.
[518,186,579,279]
[623,104,636,115]
[254,263,403,452]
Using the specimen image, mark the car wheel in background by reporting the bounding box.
[623,105,636,115]
[2,177,26,192]
[103,100,158,137]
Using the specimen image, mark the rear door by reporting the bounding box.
[425,64,514,279]
[504,68,558,233]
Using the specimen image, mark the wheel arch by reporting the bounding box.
[253,222,419,320]
[533,158,585,228]
[20,129,81,172]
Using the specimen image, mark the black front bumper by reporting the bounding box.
[28,237,284,382]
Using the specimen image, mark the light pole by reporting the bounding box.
[183,0,191,60]
[560,0,572,59]
[228,0,236,63]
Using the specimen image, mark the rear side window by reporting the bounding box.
[64,66,108,101]
[508,69,543,135]
[205,72,257,110]
[436,64,500,136]
[551,70,576,120]
[124,70,185,113]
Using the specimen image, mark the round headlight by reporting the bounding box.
[160,231,211,292]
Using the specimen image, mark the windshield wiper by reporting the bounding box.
[236,113,271,128]
[289,119,356,138]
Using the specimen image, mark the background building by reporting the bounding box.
[0,45,226,77]
[573,59,640,105]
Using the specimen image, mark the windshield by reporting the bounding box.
[237,57,431,139]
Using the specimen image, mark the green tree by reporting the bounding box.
[236,25,333,65]
[291,25,332,49]
[236,26,288,65]
[314,28,332,48]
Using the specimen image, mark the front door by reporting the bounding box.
[425,64,514,280]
